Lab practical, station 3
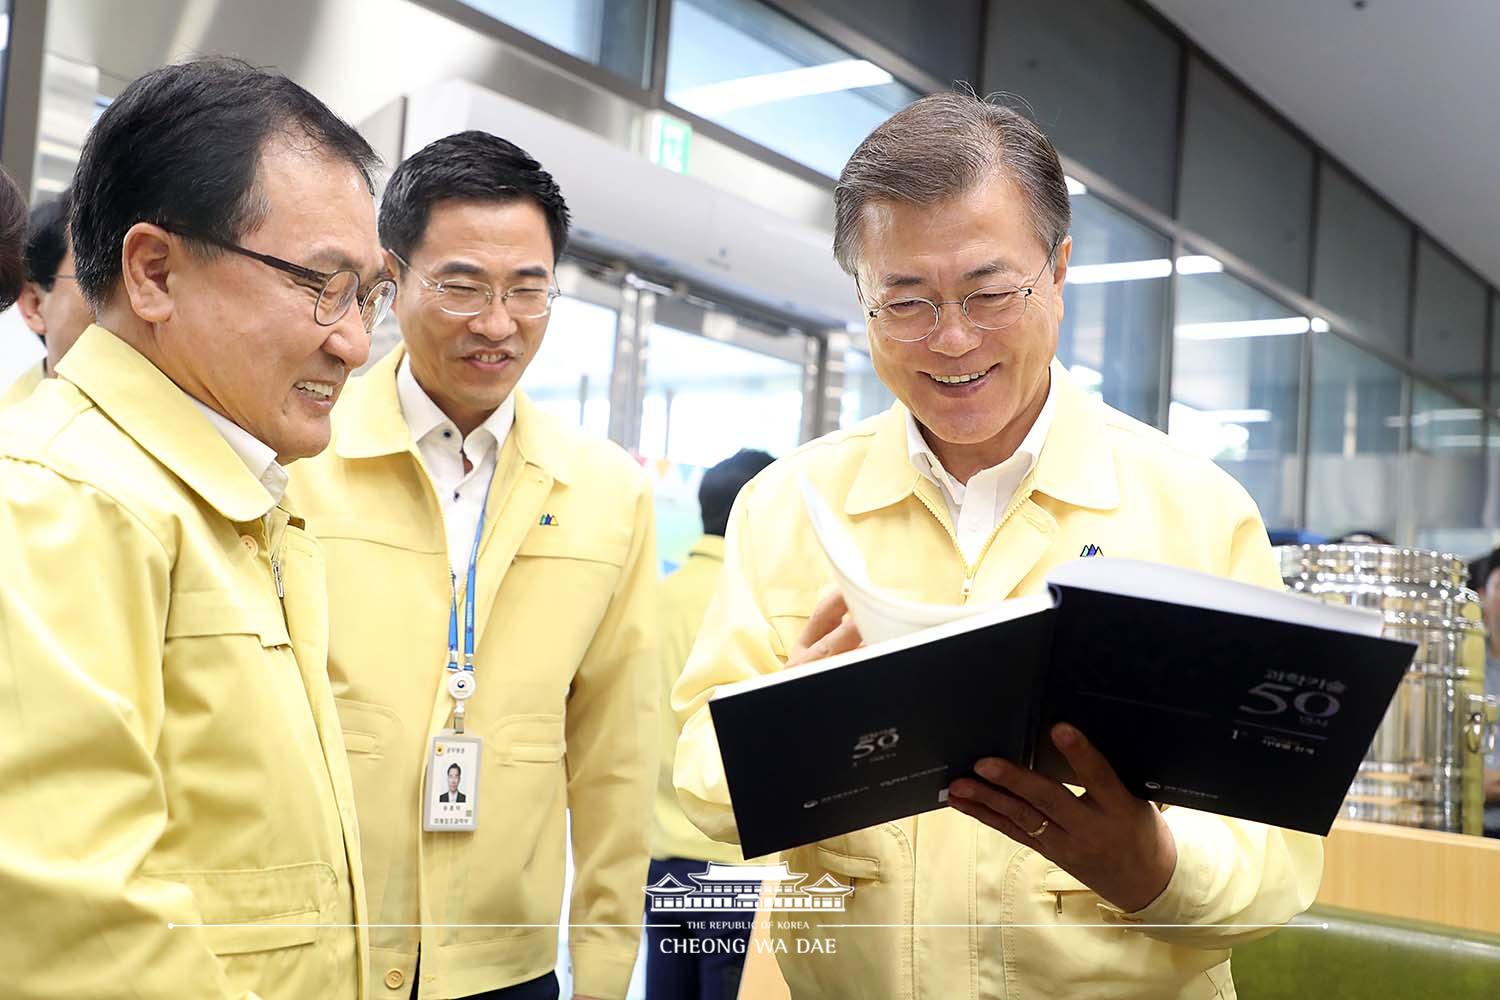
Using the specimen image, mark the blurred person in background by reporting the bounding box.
[3,187,95,409]
[647,448,773,1000]
[0,166,26,310]
[1468,548,1500,836]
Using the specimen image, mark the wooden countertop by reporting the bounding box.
[1318,819,1500,934]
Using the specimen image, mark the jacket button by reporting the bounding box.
[384,968,405,989]
[239,534,258,555]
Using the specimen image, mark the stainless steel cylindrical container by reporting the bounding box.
[1277,543,1497,834]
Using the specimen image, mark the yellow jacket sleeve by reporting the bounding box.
[564,484,660,1000]
[0,462,256,999]
[1102,500,1324,947]
[671,491,777,847]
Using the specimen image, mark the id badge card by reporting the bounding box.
[423,732,482,832]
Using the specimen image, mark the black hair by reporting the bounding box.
[0,167,26,311]
[1469,547,1500,592]
[447,763,462,777]
[700,449,775,537]
[23,187,72,291]
[379,130,571,266]
[70,55,379,311]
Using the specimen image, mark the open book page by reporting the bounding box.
[1045,557,1383,637]
[713,592,1056,699]
[799,476,982,643]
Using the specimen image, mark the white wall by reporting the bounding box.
[0,307,45,386]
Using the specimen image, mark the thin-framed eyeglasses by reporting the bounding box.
[389,250,560,320]
[861,242,1061,344]
[160,224,397,333]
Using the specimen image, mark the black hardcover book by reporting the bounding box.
[708,559,1415,859]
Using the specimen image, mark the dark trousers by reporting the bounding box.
[410,962,559,1000]
[645,857,754,1000]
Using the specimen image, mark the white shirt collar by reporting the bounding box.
[396,354,516,457]
[905,372,1057,503]
[188,399,288,506]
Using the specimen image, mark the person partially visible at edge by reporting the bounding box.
[647,448,774,1000]
[0,166,25,310]
[288,130,658,1000]
[2,186,95,409]
[0,56,395,999]
[671,91,1322,999]
[1468,547,1500,836]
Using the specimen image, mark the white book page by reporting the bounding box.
[712,593,1056,700]
[799,476,980,643]
[1045,558,1383,637]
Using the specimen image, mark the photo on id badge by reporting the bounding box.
[424,733,481,832]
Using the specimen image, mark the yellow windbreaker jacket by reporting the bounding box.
[653,535,742,865]
[289,346,658,1000]
[673,361,1323,1000]
[0,326,367,1000]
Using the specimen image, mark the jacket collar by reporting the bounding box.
[333,342,575,485]
[845,358,1119,516]
[55,324,279,522]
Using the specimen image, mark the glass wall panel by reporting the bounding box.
[1411,237,1487,399]
[1491,290,1500,407]
[640,322,807,569]
[522,295,617,439]
[1179,58,1315,294]
[457,0,654,85]
[840,344,895,427]
[1169,267,1304,531]
[665,0,920,179]
[1312,164,1412,358]
[1306,333,1405,542]
[983,0,1181,215]
[1057,192,1170,424]
[1408,381,1486,554]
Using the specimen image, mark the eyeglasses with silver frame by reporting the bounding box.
[389,250,560,320]
[159,224,396,333]
[862,241,1061,344]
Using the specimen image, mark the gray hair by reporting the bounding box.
[832,92,1072,278]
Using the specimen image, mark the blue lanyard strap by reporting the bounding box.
[447,462,499,675]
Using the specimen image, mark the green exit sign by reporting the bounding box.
[650,114,692,174]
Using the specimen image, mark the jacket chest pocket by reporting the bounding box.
[161,861,336,955]
[165,591,291,648]
[493,713,566,764]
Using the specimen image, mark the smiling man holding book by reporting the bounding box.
[671,92,1322,1000]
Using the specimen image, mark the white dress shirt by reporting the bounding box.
[190,398,288,507]
[396,355,517,580]
[906,375,1057,565]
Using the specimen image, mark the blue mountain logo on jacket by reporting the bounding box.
[1079,543,1104,558]
[539,514,560,527]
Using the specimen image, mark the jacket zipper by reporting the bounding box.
[912,476,1038,601]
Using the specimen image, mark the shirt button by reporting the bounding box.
[239,534,258,555]
[384,968,405,989]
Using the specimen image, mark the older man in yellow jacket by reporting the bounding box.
[290,131,657,1000]
[0,58,396,999]
[673,93,1322,1000]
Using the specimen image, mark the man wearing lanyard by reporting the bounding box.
[291,130,658,1000]
[0,57,393,998]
